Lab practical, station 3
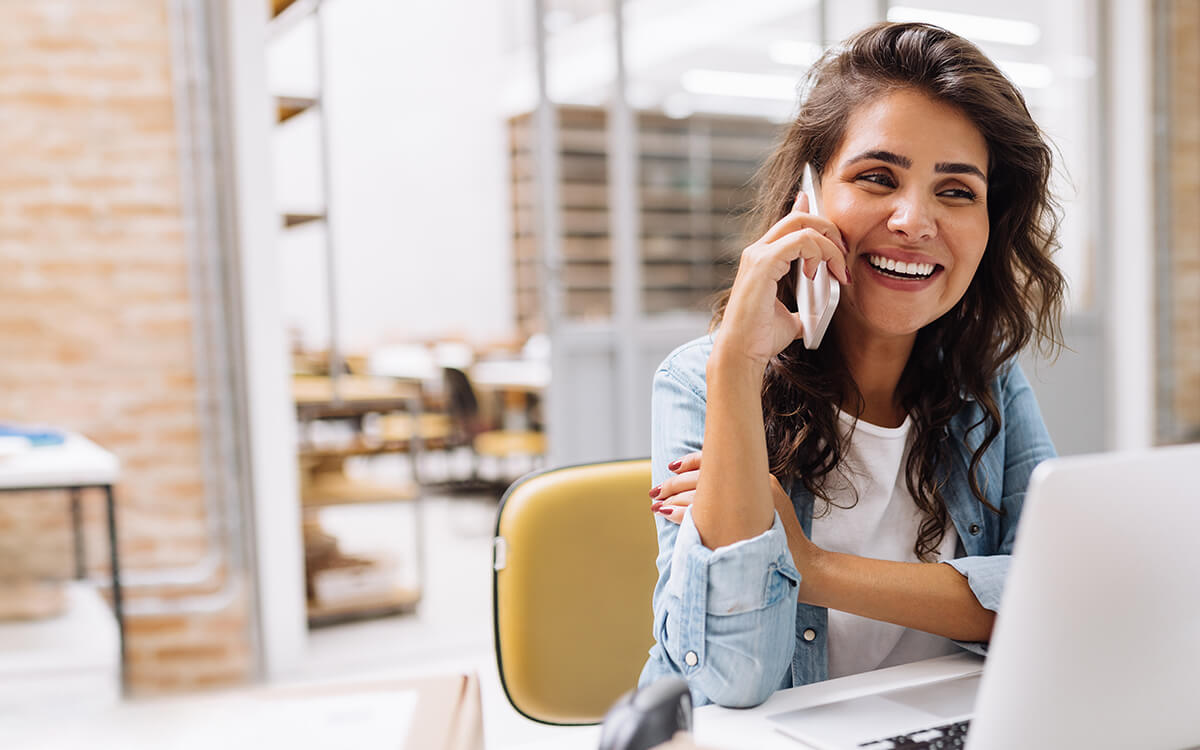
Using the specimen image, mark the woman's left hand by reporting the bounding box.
[649,452,703,523]
[652,452,818,581]
[651,452,800,531]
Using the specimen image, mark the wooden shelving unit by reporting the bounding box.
[305,586,421,627]
[276,95,317,124]
[292,374,429,626]
[508,106,780,333]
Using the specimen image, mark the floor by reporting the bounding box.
[297,492,590,750]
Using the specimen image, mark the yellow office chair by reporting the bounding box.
[493,459,658,724]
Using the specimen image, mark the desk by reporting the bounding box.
[512,652,984,750]
[0,433,125,692]
[9,671,483,750]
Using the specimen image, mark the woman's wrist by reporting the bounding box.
[795,543,833,605]
[707,339,770,381]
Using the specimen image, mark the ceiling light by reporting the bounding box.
[886,7,1041,46]
[997,60,1053,89]
[680,69,798,101]
[769,40,824,67]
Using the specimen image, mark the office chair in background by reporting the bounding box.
[443,367,546,490]
[492,459,658,724]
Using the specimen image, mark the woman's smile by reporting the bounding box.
[859,249,945,288]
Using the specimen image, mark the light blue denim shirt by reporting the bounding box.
[638,334,1056,708]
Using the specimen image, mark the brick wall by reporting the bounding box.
[0,0,253,693]
[1166,0,1200,439]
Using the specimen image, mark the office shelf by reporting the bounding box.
[291,373,431,621]
[306,585,421,627]
[299,471,419,509]
[281,211,325,229]
[276,95,317,124]
[508,106,778,333]
[271,0,300,18]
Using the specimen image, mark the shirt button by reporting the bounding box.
[969,523,981,535]
[802,628,817,642]
[684,650,698,667]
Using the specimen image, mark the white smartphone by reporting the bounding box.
[794,163,839,349]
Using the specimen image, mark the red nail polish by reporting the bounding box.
[649,486,661,499]
[656,506,674,515]
[668,460,682,471]
[650,501,663,512]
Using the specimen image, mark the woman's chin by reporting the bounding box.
[838,301,933,342]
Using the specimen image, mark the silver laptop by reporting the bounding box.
[769,443,1200,750]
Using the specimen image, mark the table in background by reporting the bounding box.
[0,433,124,691]
[469,359,549,430]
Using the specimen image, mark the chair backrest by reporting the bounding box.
[442,367,482,441]
[493,459,658,725]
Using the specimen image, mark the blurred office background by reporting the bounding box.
[0,0,1195,744]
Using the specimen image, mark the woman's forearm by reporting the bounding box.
[799,549,996,642]
[690,345,776,549]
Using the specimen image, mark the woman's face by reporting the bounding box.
[821,88,991,342]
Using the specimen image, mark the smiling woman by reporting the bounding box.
[638,22,1067,708]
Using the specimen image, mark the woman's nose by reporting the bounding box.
[886,193,937,241]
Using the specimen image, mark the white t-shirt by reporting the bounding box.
[808,410,961,679]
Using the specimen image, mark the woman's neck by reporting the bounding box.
[832,321,916,429]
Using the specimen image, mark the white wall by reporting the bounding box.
[270,0,514,352]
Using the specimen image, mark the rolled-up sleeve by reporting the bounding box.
[942,363,1056,652]
[638,343,801,708]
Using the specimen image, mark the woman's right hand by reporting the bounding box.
[717,190,849,366]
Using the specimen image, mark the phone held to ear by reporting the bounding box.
[795,163,840,349]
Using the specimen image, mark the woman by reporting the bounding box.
[638,22,1066,708]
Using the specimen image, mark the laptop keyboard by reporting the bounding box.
[858,719,971,749]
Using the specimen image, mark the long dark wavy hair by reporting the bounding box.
[713,22,1066,561]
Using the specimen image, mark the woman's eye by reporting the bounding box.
[857,172,896,188]
[940,188,978,201]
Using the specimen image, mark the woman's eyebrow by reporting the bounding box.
[935,162,987,181]
[843,150,987,182]
[844,149,911,169]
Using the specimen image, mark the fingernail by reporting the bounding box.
[656,506,675,516]
[668,460,681,471]
[650,501,663,512]
[649,486,661,499]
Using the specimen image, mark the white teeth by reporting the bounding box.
[867,255,936,278]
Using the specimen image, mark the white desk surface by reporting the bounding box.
[511,652,985,750]
[470,360,550,390]
[0,433,120,490]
